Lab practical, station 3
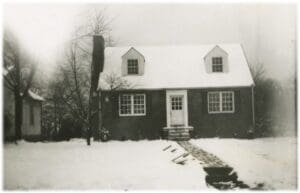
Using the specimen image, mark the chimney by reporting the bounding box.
[90,35,105,141]
[91,35,105,91]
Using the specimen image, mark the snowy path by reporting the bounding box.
[191,137,297,190]
[4,140,208,190]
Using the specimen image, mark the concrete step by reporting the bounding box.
[168,133,190,137]
[169,131,189,134]
[168,137,190,141]
[168,129,189,133]
[165,126,192,141]
[168,128,189,132]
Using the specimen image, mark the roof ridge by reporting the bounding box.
[105,43,242,49]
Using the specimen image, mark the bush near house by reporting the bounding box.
[252,66,295,137]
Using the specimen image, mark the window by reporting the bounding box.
[171,96,183,110]
[212,57,223,72]
[127,59,139,74]
[119,94,146,116]
[208,91,234,113]
[30,104,34,125]
[133,95,145,114]
[120,95,131,115]
[222,92,234,112]
[208,92,220,112]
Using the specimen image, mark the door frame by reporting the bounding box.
[166,90,189,127]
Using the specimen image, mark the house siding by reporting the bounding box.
[101,90,166,140]
[101,87,253,140]
[188,87,253,138]
[22,99,42,137]
[4,95,43,141]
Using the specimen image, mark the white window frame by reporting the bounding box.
[212,57,223,72]
[127,59,139,75]
[207,91,235,113]
[119,94,146,116]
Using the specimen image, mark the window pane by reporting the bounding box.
[222,92,234,112]
[212,57,223,64]
[208,92,220,112]
[133,94,145,114]
[171,96,183,110]
[127,59,138,74]
[212,64,223,72]
[212,57,223,72]
[120,95,132,115]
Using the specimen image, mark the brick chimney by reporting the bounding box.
[91,35,105,91]
[91,35,105,141]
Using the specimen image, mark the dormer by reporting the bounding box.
[204,45,229,73]
[121,47,145,76]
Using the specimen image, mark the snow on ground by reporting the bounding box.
[4,139,207,190]
[191,137,297,190]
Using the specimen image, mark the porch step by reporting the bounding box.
[166,127,192,141]
[169,128,189,133]
[168,136,190,141]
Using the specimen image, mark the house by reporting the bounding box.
[98,43,255,140]
[4,69,44,141]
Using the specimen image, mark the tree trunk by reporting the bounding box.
[14,91,23,140]
[14,50,22,140]
[87,126,91,145]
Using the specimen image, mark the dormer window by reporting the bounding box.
[127,59,138,75]
[204,46,228,73]
[212,57,223,72]
[122,47,145,76]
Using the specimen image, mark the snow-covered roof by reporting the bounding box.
[3,66,14,76]
[28,90,45,101]
[98,44,254,90]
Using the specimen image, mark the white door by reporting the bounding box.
[170,95,185,126]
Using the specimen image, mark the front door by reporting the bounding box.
[170,95,185,126]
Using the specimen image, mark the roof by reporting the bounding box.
[98,44,254,90]
[3,66,14,76]
[3,66,44,101]
[204,45,228,59]
[28,90,45,101]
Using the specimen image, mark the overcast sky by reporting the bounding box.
[3,3,296,82]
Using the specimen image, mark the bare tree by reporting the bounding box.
[73,7,116,45]
[58,42,90,128]
[49,7,117,145]
[101,72,134,90]
[249,63,266,83]
[249,63,286,137]
[73,8,116,145]
[3,29,37,140]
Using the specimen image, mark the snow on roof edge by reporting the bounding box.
[28,90,45,101]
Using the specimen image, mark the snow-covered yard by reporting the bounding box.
[191,137,297,190]
[4,139,207,190]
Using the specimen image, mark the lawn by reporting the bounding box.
[4,137,296,190]
[191,137,297,190]
[4,139,207,190]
